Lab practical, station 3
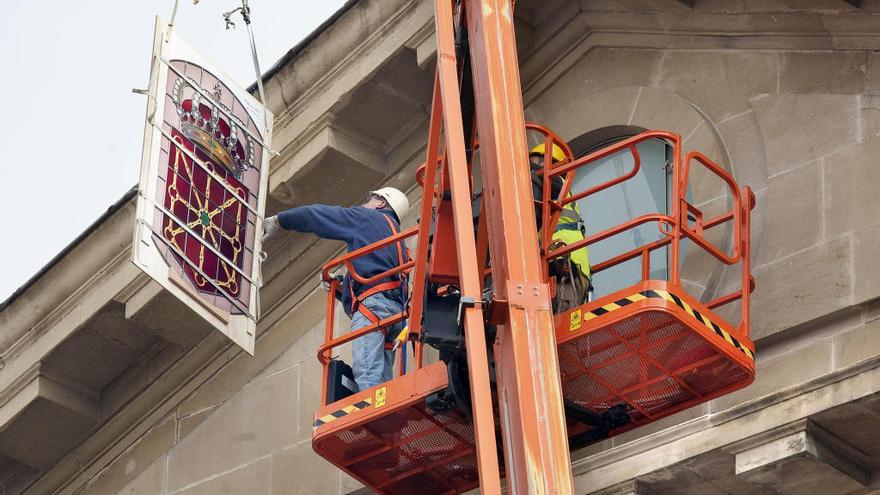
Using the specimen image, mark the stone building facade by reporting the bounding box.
[2,0,880,494]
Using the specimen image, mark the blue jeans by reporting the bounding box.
[350,292,402,391]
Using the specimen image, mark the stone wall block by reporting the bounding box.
[114,455,166,495]
[615,0,693,11]
[866,51,880,93]
[555,47,661,102]
[256,321,324,381]
[652,51,777,122]
[822,14,880,35]
[298,360,324,444]
[629,87,706,138]
[177,405,217,442]
[177,290,326,418]
[716,110,768,192]
[824,135,880,239]
[753,94,858,176]
[263,78,288,118]
[167,368,298,491]
[859,94,880,139]
[610,404,710,450]
[753,160,821,268]
[749,236,851,340]
[831,35,880,51]
[779,51,868,94]
[174,457,271,495]
[341,470,368,494]
[530,86,641,140]
[711,339,833,413]
[741,448,863,495]
[80,414,176,495]
[858,392,880,418]
[852,223,880,305]
[271,443,339,495]
[267,0,420,117]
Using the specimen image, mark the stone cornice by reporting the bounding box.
[0,245,135,399]
[266,1,433,192]
[270,0,425,129]
[570,355,880,491]
[0,201,137,356]
[0,252,138,395]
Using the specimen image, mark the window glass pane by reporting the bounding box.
[570,139,672,297]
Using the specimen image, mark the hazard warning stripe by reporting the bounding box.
[579,289,754,361]
[313,399,372,427]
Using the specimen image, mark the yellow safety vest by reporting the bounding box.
[552,201,591,279]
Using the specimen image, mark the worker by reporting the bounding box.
[529,143,592,309]
[261,187,410,392]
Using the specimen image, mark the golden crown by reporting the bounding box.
[172,78,254,178]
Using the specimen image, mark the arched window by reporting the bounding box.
[567,126,681,297]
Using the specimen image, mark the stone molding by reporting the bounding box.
[0,249,136,394]
[0,202,136,357]
[571,355,880,492]
[724,418,871,485]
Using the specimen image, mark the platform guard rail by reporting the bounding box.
[316,124,756,407]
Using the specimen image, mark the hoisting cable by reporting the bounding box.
[166,0,181,39]
[222,0,275,142]
[220,0,281,319]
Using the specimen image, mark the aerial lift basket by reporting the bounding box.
[311,222,483,494]
[540,129,757,441]
[313,361,482,494]
[310,127,756,494]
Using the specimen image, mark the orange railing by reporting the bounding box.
[531,126,756,339]
[316,152,445,406]
[316,225,419,406]
[317,125,756,406]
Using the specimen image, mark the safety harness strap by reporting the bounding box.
[348,214,408,349]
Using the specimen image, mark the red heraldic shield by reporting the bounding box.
[163,126,248,299]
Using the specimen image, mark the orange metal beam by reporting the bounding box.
[463,0,575,491]
[407,72,443,363]
[433,1,503,492]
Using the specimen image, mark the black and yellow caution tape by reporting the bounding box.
[569,289,753,361]
[313,398,372,427]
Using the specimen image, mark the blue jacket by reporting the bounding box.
[277,204,405,314]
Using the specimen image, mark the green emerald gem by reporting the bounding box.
[200,211,210,226]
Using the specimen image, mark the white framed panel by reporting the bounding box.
[132,17,273,355]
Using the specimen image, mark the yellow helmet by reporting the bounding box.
[530,143,566,162]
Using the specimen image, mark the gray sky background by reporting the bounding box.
[0,0,348,301]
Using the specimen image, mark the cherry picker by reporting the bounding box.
[310,0,756,493]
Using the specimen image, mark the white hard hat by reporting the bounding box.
[370,187,410,221]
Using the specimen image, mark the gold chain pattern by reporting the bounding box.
[163,134,246,296]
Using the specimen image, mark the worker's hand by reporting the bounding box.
[320,273,344,292]
[261,215,280,243]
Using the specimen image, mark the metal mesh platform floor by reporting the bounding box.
[556,282,755,436]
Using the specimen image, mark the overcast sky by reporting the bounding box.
[0,0,348,301]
